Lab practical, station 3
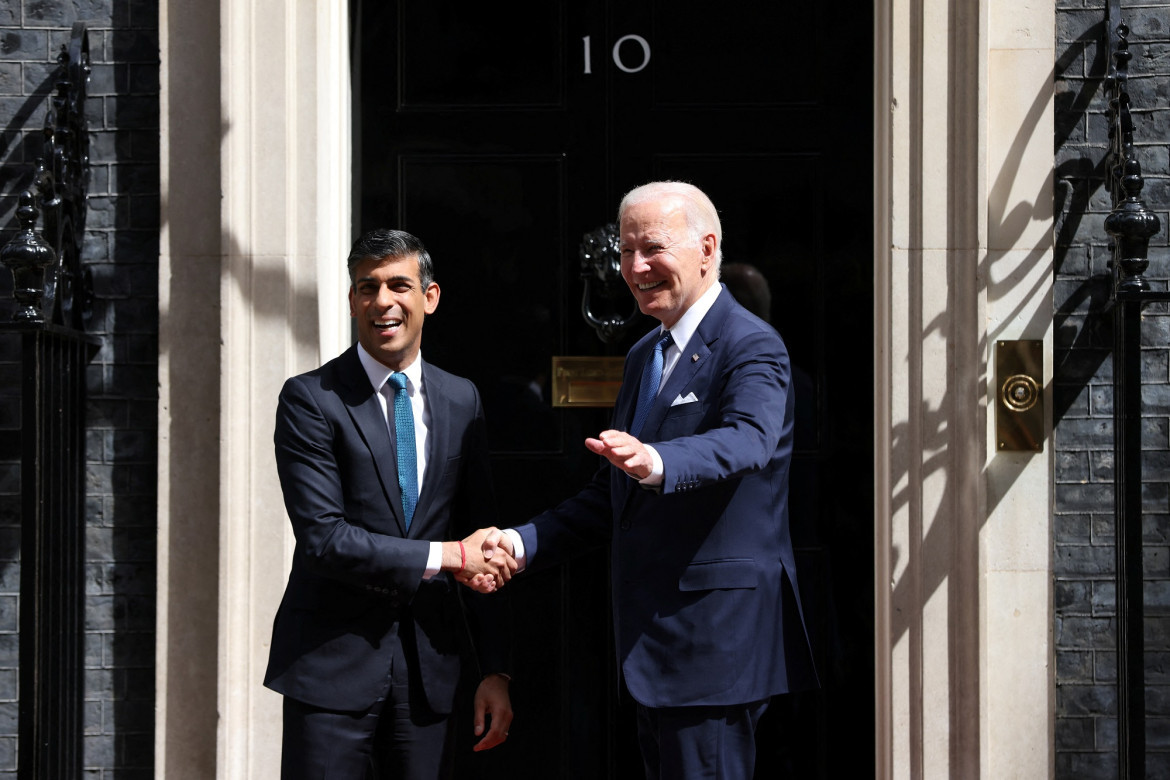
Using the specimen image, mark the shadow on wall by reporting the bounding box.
[1053,19,1115,425]
[875,12,1083,777]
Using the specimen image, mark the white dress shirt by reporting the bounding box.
[356,344,444,577]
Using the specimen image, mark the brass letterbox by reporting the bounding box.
[551,357,625,408]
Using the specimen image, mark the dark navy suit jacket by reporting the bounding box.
[516,287,815,708]
[264,346,508,714]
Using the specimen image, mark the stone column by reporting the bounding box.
[874,0,1053,777]
[157,0,351,777]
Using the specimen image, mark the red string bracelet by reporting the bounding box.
[458,540,466,573]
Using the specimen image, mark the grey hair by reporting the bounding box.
[617,181,723,268]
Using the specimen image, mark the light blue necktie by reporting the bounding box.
[630,330,672,438]
[388,372,418,529]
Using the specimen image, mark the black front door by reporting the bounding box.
[354,2,874,776]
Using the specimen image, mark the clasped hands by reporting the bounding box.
[457,430,653,594]
[451,527,517,592]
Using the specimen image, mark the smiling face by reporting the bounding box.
[619,195,717,329]
[348,253,440,371]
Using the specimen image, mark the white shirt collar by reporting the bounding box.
[661,281,722,353]
[356,344,423,396]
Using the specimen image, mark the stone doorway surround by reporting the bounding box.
[156,0,1055,777]
[157,0,351,776]
[875,0,1055,776]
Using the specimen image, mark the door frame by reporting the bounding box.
[873,0,1054,777]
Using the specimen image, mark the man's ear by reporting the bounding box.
[348,286,356,317]
[700,234,717,271]
[424,283,440,315]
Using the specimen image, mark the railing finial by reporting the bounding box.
[3,22,91,329]
[1,192,57,322]
[1105,14,1161,297]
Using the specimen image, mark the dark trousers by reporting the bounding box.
[635,698,770,780]
[280,632,453,780]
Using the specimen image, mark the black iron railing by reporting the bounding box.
[0,21,95,779]
[1104,2,1167,777]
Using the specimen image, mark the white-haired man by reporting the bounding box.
[474,182,817,779]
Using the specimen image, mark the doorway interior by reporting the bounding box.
[353,2,875,775]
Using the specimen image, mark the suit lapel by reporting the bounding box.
[337,347,409,535]
[616,332,656,434]
[412,361,449,537]
[614,290,729,516]
[638,288,729,441]
[642,338,711,438]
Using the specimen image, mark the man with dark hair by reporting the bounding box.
[265,228,516,778]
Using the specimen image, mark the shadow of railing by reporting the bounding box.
[875,5,1067,776]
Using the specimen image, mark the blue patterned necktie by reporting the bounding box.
[630,330,673,437]
[388,372,418,529]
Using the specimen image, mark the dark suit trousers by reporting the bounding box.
[635,698,770,780]
[280,626,453,780]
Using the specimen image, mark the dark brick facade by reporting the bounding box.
[0,1,158,777]
[1056,0,1170,776]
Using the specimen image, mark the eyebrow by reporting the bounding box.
[356,274,415,285]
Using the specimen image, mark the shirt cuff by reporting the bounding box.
[422,541,443,579]
[502,528,526,571]
[638,444,664,486]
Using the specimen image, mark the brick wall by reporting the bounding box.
[0,2,158,777]
[1055,1,1170,776]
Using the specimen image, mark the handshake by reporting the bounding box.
[446,527,517,593]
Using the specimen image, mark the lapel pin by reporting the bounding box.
[691,354,699,362]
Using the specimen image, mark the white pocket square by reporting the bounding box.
[671,392,699,406]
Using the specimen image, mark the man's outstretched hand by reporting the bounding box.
[586,430,653,480]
